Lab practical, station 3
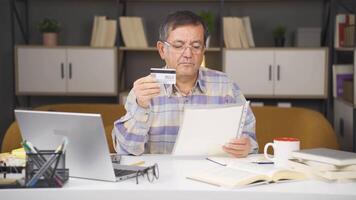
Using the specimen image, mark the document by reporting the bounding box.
[172,102,249,156]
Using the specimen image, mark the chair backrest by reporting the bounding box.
[1,104,126,153]
[251,106,339,153]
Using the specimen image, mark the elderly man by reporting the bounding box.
[112,10,258,157]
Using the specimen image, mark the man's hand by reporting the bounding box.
[133,75,161,108]
[222,136,251,158]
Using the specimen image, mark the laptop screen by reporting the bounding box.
[15,109,118,182]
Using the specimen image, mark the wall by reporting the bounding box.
[0,0,326,149]
[0,0,16,150]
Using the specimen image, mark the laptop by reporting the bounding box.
[15,109,141,182]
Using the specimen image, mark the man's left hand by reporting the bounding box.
[222,136,251,158]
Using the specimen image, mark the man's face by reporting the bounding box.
[157,24,205,79]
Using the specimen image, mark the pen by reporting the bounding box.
[252,162,274,165]
[206,158,227,166]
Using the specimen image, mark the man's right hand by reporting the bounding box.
[133,75,161,108]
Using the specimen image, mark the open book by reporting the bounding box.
[187,161,306,188]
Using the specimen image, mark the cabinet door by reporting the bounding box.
[223,50,274,96]
[66,48,117,95]
[16,47,66,94]
[274,49,326,97]
[334,98,354,151]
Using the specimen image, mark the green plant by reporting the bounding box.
[273,25,286,38]
[38,18,61,33]
[198,11,214,34]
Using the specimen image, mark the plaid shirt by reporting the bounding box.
[112,67,258,155]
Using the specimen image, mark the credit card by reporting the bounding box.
[150,68,176,85]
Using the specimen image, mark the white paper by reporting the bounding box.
[172,103,248,156]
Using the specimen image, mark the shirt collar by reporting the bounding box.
[164,67,207,97]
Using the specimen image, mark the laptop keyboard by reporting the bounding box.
[114,169,137,177]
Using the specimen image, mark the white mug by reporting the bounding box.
[263,137,300,168]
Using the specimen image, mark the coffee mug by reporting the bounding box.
[263,137,300,168]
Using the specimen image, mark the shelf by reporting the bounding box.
[119,47,157,51]
[335,47,355,52]
[119,46,221,52]
[335,97,354,108]
[15,45,116,49]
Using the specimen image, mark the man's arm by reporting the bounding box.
[222,83,258,157]
[112,90,152,155]
[112,75,160,155]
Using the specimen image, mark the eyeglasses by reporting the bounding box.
[135,163,159,184]
[163,41,204,55]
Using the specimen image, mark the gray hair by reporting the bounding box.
[159,10,209,45]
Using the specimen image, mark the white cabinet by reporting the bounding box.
[16,48,67,93]
[334,98,354,152]
[223,48,327,98]
[16,46,118,96]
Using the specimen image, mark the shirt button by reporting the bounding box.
[184,99,189,103]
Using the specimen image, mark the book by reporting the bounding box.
[242,17,255,48]
[91,16,107,47]
[335,14,355,48]
[119,17,148,47]
[104,19,117,47]
[342,80,353,103]
[288,159,356,180]
[172,102,249,156]
[90,16,102,46]
[235,17,249,48]
[344,25,355,47]
[332,64,353,98]
[223,17,240,48]
[187,161,306,188]
[292,148,356,166]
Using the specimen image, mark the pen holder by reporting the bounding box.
[25,150,69,188]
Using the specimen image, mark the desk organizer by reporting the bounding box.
[25,150,68,188]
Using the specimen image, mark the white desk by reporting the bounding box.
[2,155,356,200]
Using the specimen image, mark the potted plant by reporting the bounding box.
[198,11,215,48]
[38,18,61,46]
[273,25,286,47]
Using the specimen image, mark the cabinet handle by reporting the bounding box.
[69,63,72,79]
[277,65,280,81]
[339,118,344,137]
[60,63,64,79]
[268,65,272,81]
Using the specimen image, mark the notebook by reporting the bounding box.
[15,109,138,182]
[292,148,356,166]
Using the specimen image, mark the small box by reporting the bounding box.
[342,80,354,104]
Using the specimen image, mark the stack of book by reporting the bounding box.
[90,16,117,47]
[295,27,321,47]
[289,148,356,181]
[223,16,255,48]
[335,14,355,48]
[119,16,148,48]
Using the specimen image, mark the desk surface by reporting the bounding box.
[2,155,356,200]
